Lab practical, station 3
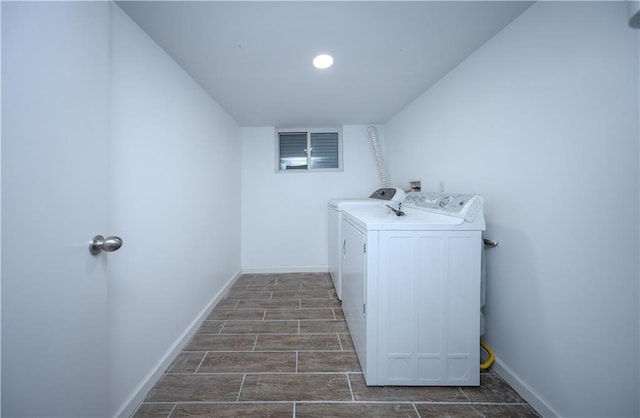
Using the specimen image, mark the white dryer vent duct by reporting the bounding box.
[367,126,390,188]
[627,0,640,28]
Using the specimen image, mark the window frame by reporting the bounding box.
[275,128,343,173]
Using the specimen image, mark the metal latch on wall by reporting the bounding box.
[483,238,498,248]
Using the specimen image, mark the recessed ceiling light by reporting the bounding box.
[313,54,334,69]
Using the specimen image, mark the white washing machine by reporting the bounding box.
[340,191,485,386]
[328,187,405,300]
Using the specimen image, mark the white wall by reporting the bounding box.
[636,21,640,418]
[635,14,640,418]
[108,4,241,415]
[241,125,382,271]
[386,2,639,417]
[1,3,3,414]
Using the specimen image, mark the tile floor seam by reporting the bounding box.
[412,402,422,418]
[166,402,177,418]
[217,320,305,323]
[219,320,228,335]
[193,352,207,374]
[468,401,536,406]
[155,400,507,405]
[169,401,300,404]
[236,374,247,402]
[469,403,485,418]
[346,372,355,402]
[167,372,272,376]
[294,400,415,404]
[412,401,498,405]
[185,371,357,375]
[188,349,308,353]
[460,385,472,402]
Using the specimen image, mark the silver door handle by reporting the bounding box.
[89,235,123,255]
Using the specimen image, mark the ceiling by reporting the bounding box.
[117,1,533,127]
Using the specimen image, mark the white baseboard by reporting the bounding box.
[493,356,559,418]
[114,270,243,418]
[242,265,328,274]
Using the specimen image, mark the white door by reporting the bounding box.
[2,2,112,416]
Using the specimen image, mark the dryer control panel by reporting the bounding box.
[368,187,406,203]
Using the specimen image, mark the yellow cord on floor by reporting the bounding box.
[480,339,495,370]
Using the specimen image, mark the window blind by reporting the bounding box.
[279,132,307,170]
[310,132,339,169]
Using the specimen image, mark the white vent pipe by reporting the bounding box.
[367,126,390,187]
[628,1,640,28]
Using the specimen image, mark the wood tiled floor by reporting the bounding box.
[133,273,540,417]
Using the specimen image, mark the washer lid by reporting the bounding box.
[329,187,406,209]
[329,198,382,210]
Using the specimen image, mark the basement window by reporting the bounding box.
[277,129,342,172]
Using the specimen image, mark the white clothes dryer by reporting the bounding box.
[328,187,405,300]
